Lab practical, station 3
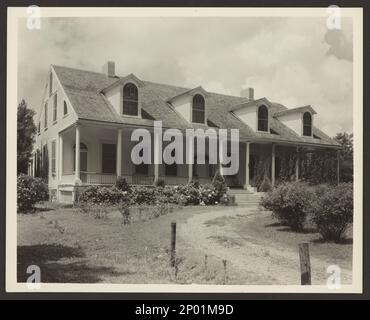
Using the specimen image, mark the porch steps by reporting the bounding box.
[228,189,264,207]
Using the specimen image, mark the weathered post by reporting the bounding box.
[299,243,311,285]
[170,222,176,267]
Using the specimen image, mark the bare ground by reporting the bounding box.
[180,206,352,285]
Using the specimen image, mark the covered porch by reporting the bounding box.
[58,123,220,188]
[58,123,340,193]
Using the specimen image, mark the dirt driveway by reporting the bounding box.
[179,206,352,285]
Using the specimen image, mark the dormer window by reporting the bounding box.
[122,83,139,116]
[257,105,268,132]
[192,94,205,124]
[303,112,312,136]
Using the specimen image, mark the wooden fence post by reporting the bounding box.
[170,222,176,267]
[299,243,311,285]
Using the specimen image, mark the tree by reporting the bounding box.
[17,99,37,174]
[334,132,353,182]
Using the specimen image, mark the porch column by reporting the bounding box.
[116,128,122,177]
[295,147,299,181]
[33,154,36,176]
[244,142,251,189]
[337,149,340,185]
[219,140,224,176]
[154,136,160,183]
[187,136,194,183]
[74,124,81,185]
[58,133,63,181]
[271,144,276,187]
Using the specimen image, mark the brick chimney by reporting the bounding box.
[240,87,254,100]
[103,61,115,77]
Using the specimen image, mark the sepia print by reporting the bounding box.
[7,7,363,293]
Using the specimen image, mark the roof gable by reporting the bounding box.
[166,86,210,103]
[274,105,317,118]
[100,73,146,93]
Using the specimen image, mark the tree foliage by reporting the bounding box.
[334,132,353,182]
[17,100,36,174]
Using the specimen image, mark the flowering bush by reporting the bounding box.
[261,182,315,231]
[130,186,157,205]
[172,184,200,206]
[220,193,236,206]
[199,184,218,205]
[17,174,49,212]
[115,176,130,192]
[78,179,229,208]
[154,178,166,187]
[78,185,126,205]
[211,170,228,202]
[311,183,353,241]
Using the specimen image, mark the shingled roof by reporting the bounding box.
[52,65,340,148]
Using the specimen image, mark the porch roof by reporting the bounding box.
[52,65,340,148]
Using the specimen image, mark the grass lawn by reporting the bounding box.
[17,203,258,284]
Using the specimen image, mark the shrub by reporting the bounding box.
[199,184,217,205]
[115,176,130,192]
[221,194,236,206]
[189,180,200,189]
[211,170,228,201]
[175,184,201,206]
[17,174,49,212]
[78,186,125,205]
[259,175,272,192]
[261,182,315,231]
[311,183,353,241]
[118,201,131,225]
[154,178,166,187]
[131,186,157,205]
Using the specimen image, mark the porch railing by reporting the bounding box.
[85,172,117,185]
[61,173,226,186]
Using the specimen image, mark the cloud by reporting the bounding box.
[324,29,353,61]
[17,16,353,136]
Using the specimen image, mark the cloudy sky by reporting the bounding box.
[18,16,353,136]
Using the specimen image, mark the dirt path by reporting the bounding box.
[179,206,352,285]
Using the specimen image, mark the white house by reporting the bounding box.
[29,62,341,203]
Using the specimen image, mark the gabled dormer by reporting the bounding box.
[274,105,316,137]
[100,62,145,118]
[231,97,272,133]
[167,86,209,125]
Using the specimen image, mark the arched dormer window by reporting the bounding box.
[122,83,139,116]
[257,105,268,132]
[303,112,312,136]
[192,94,205,124]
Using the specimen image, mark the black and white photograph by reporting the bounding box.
[5,6,364,295]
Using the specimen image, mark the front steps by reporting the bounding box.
[228,188,264,207]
